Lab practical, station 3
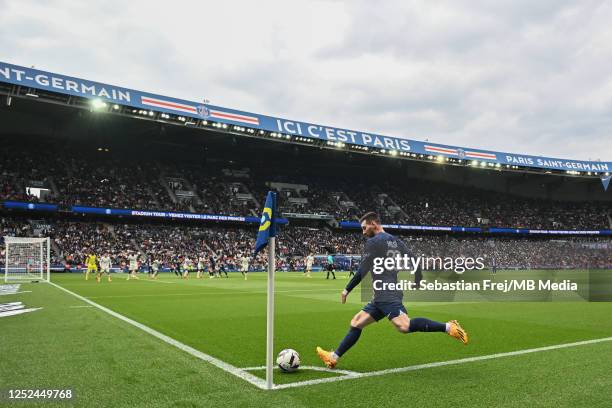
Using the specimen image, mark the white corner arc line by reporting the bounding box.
[241,365,360,376]
[49,282,267,390]
[272,336,612,390]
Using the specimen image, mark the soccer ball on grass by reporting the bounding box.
[276,348,300,372]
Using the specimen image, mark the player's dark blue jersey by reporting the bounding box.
[345,231,412,303]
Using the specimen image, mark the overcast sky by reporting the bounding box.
[1,0,611,161]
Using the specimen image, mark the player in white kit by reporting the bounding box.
[182,257,192,279]
[197,256,206,279]
[305,254,314,278]
[98,253,112,283]
[150,259,160,279]
[240,254,249,280]
[127,252,140,280]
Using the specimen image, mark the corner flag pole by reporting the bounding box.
[266,235,275,390]
[254,191,277,390]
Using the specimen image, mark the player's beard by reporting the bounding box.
[363,228,375,238]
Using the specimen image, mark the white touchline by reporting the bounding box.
[272,336,612,390]
[48,282,268,390]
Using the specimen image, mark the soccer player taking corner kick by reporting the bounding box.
[316,212,468,369]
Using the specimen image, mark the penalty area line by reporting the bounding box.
[273,336,612,390]
[48,281,267,390]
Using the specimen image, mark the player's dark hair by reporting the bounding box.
[359,212,380,224]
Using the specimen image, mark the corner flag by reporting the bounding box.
[254,191,277,256]
[254,191,278,390]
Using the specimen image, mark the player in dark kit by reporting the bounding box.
[218,255,229,278]
[171,258,181,277]
[317,212,468,368]
[208,255,216,278]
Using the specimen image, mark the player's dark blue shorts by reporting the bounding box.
[362,301,407,321]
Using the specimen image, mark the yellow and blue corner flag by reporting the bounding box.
[254,191,277,256]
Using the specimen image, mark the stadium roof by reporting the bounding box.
[1,60,610,180]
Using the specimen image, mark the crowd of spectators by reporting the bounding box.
[347,180,611,230]
[1,216,610,271]
[0,136,610,230]
[404,235,611,270]
[0,139,63,203]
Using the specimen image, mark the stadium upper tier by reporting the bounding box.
[1,60,611,178]
[0,136,610,230]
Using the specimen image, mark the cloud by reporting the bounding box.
[1,0,611,160]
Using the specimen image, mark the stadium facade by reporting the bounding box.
[0,61,610,273]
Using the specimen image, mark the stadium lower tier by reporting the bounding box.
[1,215,611,271]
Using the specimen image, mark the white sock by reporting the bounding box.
[331,352,339,361]
[445,323,450,333]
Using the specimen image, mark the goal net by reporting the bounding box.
[3,237,50,282]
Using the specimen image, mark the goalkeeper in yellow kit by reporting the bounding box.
[85,251,98,281]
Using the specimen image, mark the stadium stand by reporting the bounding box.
[1,130,611,275]
[1,135,609,230]
[1,215,610,272]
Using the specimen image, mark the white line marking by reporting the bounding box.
[241,365,360,376]
[0,302,25,312]
[69,305,94,308]
[0,307,42,317]
[139,279,176,284]
[48,281,267,390]
[273,336,612,389]
[0,285,31,296]
[0,305,25,312]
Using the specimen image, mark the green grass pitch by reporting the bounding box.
[1,271,612,407]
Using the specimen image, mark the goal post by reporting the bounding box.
[3,236,51,283]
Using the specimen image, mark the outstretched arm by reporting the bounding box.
[342,241,376,302]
